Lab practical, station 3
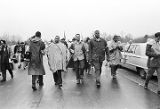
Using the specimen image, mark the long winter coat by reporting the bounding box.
[47,42,69,73]
[0,44,11,71]
[28,37,45,75]
[108,40,123,65]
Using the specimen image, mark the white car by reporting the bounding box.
[121,43,157,78]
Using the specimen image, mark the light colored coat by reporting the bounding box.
[108,40,122,65]
[47,42,69,73]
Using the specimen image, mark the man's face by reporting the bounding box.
[55,36,60,43]
[75,35,80,41]
[155,36,160,42]
[113,36,120,42]
[95,30,100,39]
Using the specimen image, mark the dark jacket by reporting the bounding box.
[28,37,45,75]
[146,44,160,68]
[89,37,108,62]
[0,44,11,71]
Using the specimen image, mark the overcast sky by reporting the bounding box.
[0,0,160,41]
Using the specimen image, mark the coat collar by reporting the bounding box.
[94,37,102,42]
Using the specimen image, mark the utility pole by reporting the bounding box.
[64,31,66,40]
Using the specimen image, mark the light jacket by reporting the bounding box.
[47,42,69,73]
[146,40,160,68]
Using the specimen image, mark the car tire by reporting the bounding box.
[137,68,146,79]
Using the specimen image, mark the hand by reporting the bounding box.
[70,49,74,54]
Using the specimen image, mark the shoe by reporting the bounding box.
[1,79,6,82]
[144,83,148,89]
[18,64,21,69]
[96,80,101,87]
[59,84,62,87]
[32,84,37,91]
[55,82,59,85]
[157,91,160,95]
[76,79,80,84]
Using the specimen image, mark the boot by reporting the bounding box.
[1,79,6,82]
[144,82,148,89]
[32,83,37,91]
[76,79,80,84]
[1,71,6,82]
[96,80,101,87]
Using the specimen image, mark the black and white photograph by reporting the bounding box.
[0,0,160,109]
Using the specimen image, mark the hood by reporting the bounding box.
[30,36,41,43]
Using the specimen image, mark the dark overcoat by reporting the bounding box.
[28,37,45,75]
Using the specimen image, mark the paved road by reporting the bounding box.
[0,56,160,109]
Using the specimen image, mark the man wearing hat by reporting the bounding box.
[144,32,160,95]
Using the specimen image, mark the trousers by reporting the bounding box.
[145,67,160,91]
[53,70,62,85]
[32,75,43,85]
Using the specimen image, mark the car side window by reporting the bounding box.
[134,45,141,55]
[127,45,137,53]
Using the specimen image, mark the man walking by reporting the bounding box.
[144,32,160,95]
[27,31,45,90]
[89,30,108,87]
[0,40,13,82]
[70,34,87,84]
[47,36,68,87]
[108,35,123,79]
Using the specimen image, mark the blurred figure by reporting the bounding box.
[70,34,87,84]
[144,32,160,95]
[0,40,13,82]
[89,30,108,87]
[84,37,90,74]
[27,31,45,90]
[13,41,25,69]
[20,42,26,61]
[66,37,76,69]
[47,36,69,87]
[108,35,123,79]
[23,43,30,69]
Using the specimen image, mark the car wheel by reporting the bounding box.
[138,68,146,79]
